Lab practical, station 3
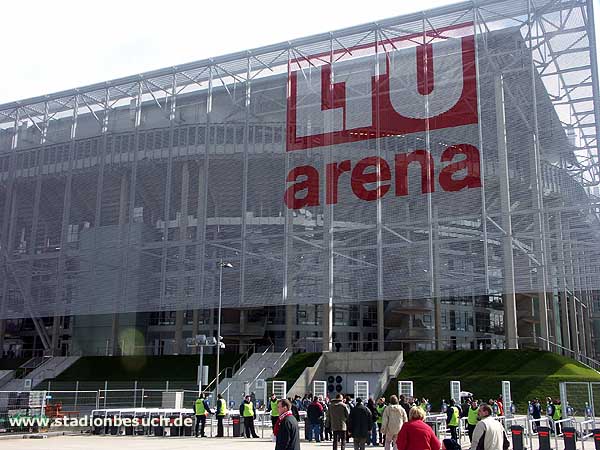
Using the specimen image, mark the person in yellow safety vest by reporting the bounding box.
[194,393,213,438]
[446,399,461,442]
[376,397,386,445]
[216,393,227,437]
[466,400,479,443]
[552,399,563,435]
[267,393,280,429]
[239,395,259,438]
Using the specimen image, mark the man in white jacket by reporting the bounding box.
[470,404,509,450]
[381,395,408,450]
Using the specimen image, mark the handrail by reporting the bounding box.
[271,348,289,370]
[248,368,266,388]
[262,344,273,356]
[204,366,230,394]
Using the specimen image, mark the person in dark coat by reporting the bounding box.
[275,399,301,450]
[306,396,324,442]
[348,397,373,450]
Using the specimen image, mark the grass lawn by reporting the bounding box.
[385,350,600,413]
[53,353,241,382]
[268,352,322,386]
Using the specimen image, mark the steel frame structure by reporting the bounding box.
[0,0,599,361]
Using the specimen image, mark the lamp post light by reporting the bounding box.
[215,259,232,399]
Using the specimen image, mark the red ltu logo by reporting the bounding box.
[286,31,477,151]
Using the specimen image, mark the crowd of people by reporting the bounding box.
[192,390,569,450]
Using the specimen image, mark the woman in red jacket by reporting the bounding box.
[396,406,441,450]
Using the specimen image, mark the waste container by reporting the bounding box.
[232,415,241,437]
[510,425,524,450]
[592,429,600,450]
[537,426,552,450]
[563,426,577,450]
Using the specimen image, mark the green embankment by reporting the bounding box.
[269,352,322,387]
[385,350,600,412]
[53,354,239,383]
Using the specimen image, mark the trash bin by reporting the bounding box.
[563,426,577,450]
[510,425,524,450]
[592,429,600,450]
[232,415,241,437]
[537,426,552,450]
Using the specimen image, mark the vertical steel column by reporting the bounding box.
[52,96,78,355]
[174,157,190,355]
[194,66,213,330]
[565,220,580,355]
[422,16,441,350]
[239,54,252,310]
[374,27,385,352]
[0,113,19,352]
[586,0,600,167]
[24,103,48,352]
[321,34,335,353]
[2,114,19,252]
[582,250,594,358]
[495,74,518,350]
[168,74,185,356]
[91,89,110,341]
[472,6,491,298]
[283,50,294,349]
[527,0,550,350]
[556,211,572,353]
[575,247,587,357]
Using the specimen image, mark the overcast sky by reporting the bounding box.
[1,0,598,105]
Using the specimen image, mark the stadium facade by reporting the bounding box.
[1,0,600,363]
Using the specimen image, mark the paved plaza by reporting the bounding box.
[0,433,593,450]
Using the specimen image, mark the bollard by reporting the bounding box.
[537,426,552,450]
[511,425,524,450]
[562,427,577,450]
[593,429,600,450]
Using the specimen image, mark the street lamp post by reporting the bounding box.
[215,259,232,400]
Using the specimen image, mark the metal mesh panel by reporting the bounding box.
[0,0,599,356]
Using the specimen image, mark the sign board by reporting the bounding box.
[450,381,461,404]
[354,381,369,401]
[502,380,512,418]
[313,381,327,399]
[398,381,414,400]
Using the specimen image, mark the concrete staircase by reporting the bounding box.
[0,370,15,389]
[0,356,80,391]
[288,351,404,399]
[219,348,290,407]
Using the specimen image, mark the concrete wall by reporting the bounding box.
[288,351,403,399]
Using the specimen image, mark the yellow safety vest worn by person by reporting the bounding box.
[195,399,206,416]
[270,399,279,417]
[376,404,386,424]
[449,406,460,427]
[420,403,427,412]
[243,401,255,417]
[218,399,227,416]
[468,407,479,426]
[553,404,562,421]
